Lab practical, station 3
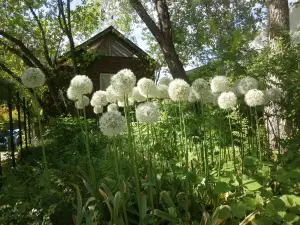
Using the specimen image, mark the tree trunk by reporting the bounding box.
[129,0,188,81]
[266,0,290,151]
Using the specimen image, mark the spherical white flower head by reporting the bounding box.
[70,75,93,95]
[93,106,103,114]
[91,91,108,107]
[191,78,209,98]
[107,103,118,112]
[188,91,198,103]
[106,85,118,103]
[168,79,191,101]
[210,76,230,93]
[136,102,160,123]
[75,96,90,109]
[67,86,82,101]
[99,111,126,137]
[236,77,259,95]
[130,87,146,102]
[157,76,172,86]
[21,67,46,88]
[199,91,214,104]
[245,89,265,107]
[156,84,169,99]
[265,88,282,103]
[137,78,157,98]
[110,69,136,98]
[218,91,237,109]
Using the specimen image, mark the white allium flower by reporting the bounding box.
[156,84,169,99]
[136,102,160,123]
[107,103,118,112]
[265,88,282,103]
[110,69,136,98]
[93,106,103,114]
[70,75,93,95]
[75,96,90,109]
[191,78,209,99]
[245,89,265,107]
[106,85,118,103]
[217,91,237,109]
[130,87,146,102]
[67,86,82,101]
[99,111,126,137]
[157,76,172,86]
[168,79,191,101]
[21,67,46,88]
[188,91,198,103]
[137,78,157,98]
[91,91,108,107]
[236,77,259,95]
[210,76,230,93]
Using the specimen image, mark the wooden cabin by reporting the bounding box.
[59,26,157,92]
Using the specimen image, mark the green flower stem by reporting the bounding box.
[124,96,142,224]
[113,138,129,225]
[33,90,49,178]
[249,107,255,156]
[254,107,262,163]
[83,107,97,190]
[201,103,209,180]
[179,101,189,225]
[228,114,237,173]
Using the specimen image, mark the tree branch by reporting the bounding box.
[129,0,162,41]
[155,0,172,40]
[0,40,35,67]
[0,30,49,75]
[27,5,54,67]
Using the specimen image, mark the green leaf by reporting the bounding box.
[153,209,178,222]
[218,205,232,220]
[284,213,299,223]
[113,191,121,220]
[213,182,230,194]
[161,191,176,208]
[243,179,262,191]
[271,197,288,211]
[230,202,246,219]
[254,217,273,225]
[242,197,257,211]
[281,195,295,208]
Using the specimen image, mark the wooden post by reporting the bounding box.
[8,87,16,168]
[27,102,31,145]
[23,97,28,152]
[16,92,23,156]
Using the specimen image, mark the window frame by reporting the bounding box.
[99,73,114,90]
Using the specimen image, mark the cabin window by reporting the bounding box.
[100,73,113,90]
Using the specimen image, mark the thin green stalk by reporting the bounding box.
[83,107,97,190]
[113,138,129,225]
[179,101,189,225]
[228,115,237,173]
[254,107,262,164]
[33,91,49,177]
[218,110,222,180]
[200,103,207,178]
[124,96,142,224]
[147,124,155,224]
[249,107,255,156]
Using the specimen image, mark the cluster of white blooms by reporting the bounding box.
[157,76,172,86]
[210,76,230,93]
[265,88,282,103]
[236,77,258,95]
[99,111,126,137]
[70,75,93,96]
[21,67,46,88]
[245,89,265,107]
[107,103,118,112]
[156,84,169,99]
[106,85,118,103]
[75,96,90,109]
[130,87,147,102]
[136,102,160,123]
[200,91,214,104]
[93,106,103,114]
[168,79,191,101]
[217,91,237,109]
[91,91,108,107]
[137,78,157,98]
[110,69,136,98]
[117,98,134,107]
[191,78,209,99]
[67,86,82,101]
